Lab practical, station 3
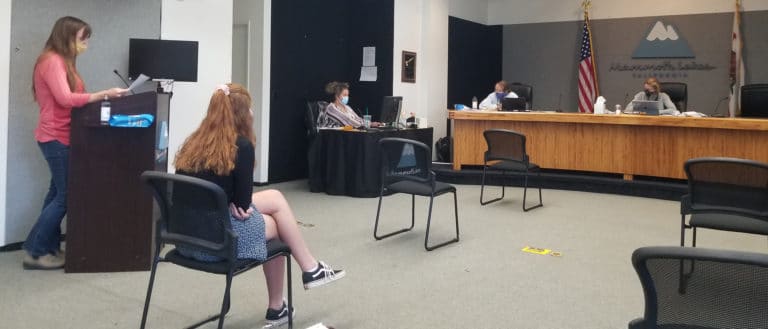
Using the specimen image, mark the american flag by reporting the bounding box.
[577,16,599,113]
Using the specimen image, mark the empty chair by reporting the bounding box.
[629,246,768,329]
[480,129,543,211]
[508,82,533,110]
[139,171,293,329]
[740,83,768,118]
[660,82,687,112]
[374,138,459,251]
[680,157,768,247]
[306,101,328,192]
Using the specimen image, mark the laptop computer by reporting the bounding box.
[631,100,662,115]
[501,97,527,112]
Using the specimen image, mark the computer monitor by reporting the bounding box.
[741,84,768,118]
[631,100,662,115]
[380,96,403,126]
[129,38,199,82]
[501,97,527,112]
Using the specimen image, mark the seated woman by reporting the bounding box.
[317,81,380,128]
[479,80,518,110]
[175,83,345,327]
[625,77,679,115]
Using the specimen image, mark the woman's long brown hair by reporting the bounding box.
[175,83,255,175]
[33,16,92,100]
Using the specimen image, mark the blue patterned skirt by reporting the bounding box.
[178,204,268,262]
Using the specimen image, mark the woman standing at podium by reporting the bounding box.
[175,83,345,327]
[23,16,128,270]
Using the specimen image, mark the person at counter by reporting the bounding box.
[625,77,679,115]
[23,16,128,270]
[479,80,518,110]
[317,81,381,128]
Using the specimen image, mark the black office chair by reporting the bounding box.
[139,171,293,329]
[306,101,327,192]
[660,82,687,112]
[680,157,768,248]
[480,129,543,212]
[374,138,459,251]
[508,82,533,110]
[629,246,768,329]
[740,84,768,118]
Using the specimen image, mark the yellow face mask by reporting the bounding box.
[75,41,88,55]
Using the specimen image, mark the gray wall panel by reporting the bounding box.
[6,0,160,244]
[502,10,768,114]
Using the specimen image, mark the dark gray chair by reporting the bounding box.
[140,171,293,329]
[508,82,533,110]
[629,246,768,329]
[374,138,459,251]
[480,129,543,212]
[680,157,768,247]
[660,82,687,112]
[306,101,328,192]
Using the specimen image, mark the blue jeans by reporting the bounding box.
[23,140,69,257]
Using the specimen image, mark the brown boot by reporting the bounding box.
[23,253,64,270]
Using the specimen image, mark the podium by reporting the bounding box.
[65,92,170,273]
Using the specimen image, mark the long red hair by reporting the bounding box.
[33,16,92,99]
[175,83,255,175]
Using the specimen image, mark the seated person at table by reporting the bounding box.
[175,83,346,327]
[625,77,679,115]
[317,81,381,128]
[479,80,518,110]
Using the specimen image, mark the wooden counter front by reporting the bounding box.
[449,110,768,179]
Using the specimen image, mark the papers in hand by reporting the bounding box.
[128,74,151,91]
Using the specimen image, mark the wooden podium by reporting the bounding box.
[66,92,170,273]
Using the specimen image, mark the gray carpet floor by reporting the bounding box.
[1,180,765,329]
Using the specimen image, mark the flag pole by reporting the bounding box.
[583,0,600,96]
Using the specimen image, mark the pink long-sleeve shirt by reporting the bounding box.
[33,52,90,146]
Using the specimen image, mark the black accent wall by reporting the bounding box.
[447,16,502,108]
[269,0,394,183]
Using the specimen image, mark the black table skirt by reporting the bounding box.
[309,127,434,197]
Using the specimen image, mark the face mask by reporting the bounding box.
[495,92,506,100]
[644,90,653,97]
[341,96,349,105]
[75,41,88,55]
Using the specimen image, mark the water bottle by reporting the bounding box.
[472,96,478,109]
[100,95,111,126]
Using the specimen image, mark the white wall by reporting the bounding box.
[487,0,768,25]
[0,0,11,246]
[161,0,233,172]
[233,0,270,183]
[394,0,450,154]
[449,0,488,24]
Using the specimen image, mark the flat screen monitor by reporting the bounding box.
[380,96,403,126]
[129,38,199,82]
[501,97,527,112]
[741,84,768,118]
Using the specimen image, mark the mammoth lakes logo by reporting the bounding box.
[632,21,694,58]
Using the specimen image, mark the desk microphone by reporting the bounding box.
[113,69,135,94]
[713,96,729,117]
[556,93,562,112]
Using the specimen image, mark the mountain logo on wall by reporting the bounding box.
[632,21,694,58]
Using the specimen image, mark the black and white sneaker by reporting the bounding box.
[302,261,346,290]
[264,301,293,327]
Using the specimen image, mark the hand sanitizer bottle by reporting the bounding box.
[100,95,111,126]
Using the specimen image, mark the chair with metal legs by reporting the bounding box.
[374,138,460,251]
[479,129,543,212]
